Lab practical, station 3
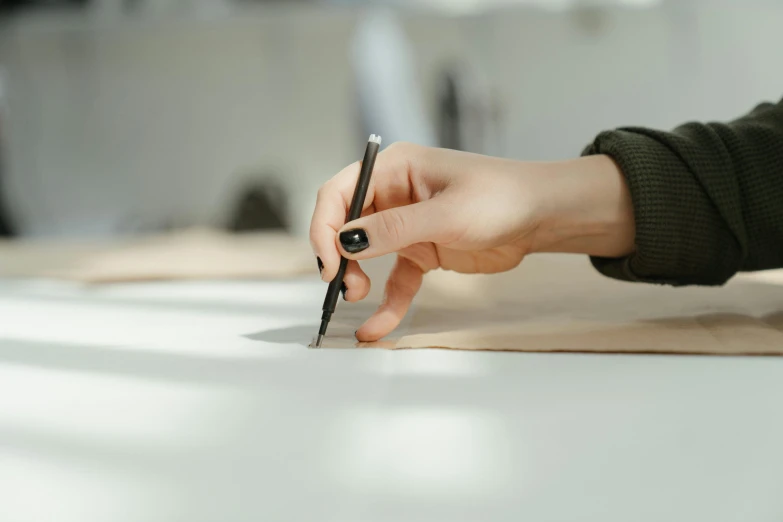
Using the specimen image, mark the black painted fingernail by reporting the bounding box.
[340,228,369,253]
[341,283,348,300]
[317,257,324,274]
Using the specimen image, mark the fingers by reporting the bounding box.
[356,256,423,342]
[310,161,376,282]
[342,260,371,302]
[336,199,455,261]
[310,142,427,280]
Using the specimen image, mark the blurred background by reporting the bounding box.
[0,0,782,240]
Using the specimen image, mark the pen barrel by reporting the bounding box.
[319,137,381,323]
[347,141,380,222]
[321,257,349,313]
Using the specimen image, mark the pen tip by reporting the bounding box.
[315,334,324,348]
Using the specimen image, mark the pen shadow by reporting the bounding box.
[244,302,410,349]
[244,324,318,345]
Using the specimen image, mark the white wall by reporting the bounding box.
[0,9,358,236]
[479,3,783,161]
[1,2,782,238]
[0,7,464,237]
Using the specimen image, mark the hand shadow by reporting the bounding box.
[244,303,393,349]
[244,324,317,345]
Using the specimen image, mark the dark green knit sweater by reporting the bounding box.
[583,97,783,286]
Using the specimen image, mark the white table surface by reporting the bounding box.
[1,273,783,522]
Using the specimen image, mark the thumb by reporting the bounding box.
[337,201,448,260]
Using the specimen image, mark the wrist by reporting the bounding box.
[530,154,636,257]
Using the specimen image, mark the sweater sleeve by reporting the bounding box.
[582,98,783,286]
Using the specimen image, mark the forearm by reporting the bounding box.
[530,155,636,259]
[531,98,783,286]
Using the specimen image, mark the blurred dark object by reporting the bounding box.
[435,64,503,156]
[437,69,463,151]
[571,5,611,39]
[0,0,91,15]
[228,178,289,233]
[0,79,14,237]
[0,181,12,237]
[0,162,12,236]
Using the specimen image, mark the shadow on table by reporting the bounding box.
[244,302,384,348]
[245,324,317,345]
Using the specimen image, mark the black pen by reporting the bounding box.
[314,134,382,348]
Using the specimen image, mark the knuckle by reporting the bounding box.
[379,209,408,246]
[385,141,403,154]
[386,141,416,156]
[385,142,421,180]
[336,161,361,183]
[308,225,320,245]
[316,183,329,201]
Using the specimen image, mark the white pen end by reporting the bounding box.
[369,134,382,146]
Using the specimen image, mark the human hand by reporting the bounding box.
[310,143,634,341]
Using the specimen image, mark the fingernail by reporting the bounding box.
[340,228,369,253]
[317,257,324,274]
[341,283,348,300]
